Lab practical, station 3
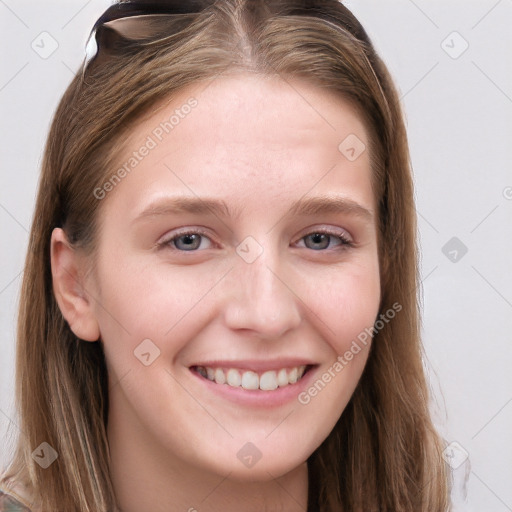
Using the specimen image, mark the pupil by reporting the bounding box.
[179,234,199,250]
[308,233,328,250]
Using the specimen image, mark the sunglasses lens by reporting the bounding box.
[84,33,98,64]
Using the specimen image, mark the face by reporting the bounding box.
[74,73,380,481]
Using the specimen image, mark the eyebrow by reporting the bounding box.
[288,195,373,221]
[133,195,373,223]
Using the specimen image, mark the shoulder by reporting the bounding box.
[0,489,32,511]
[0,477,37,512]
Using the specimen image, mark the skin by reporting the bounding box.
[51,72,381,512]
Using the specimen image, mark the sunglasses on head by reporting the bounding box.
[83,0,367,75]
[84,0,211,71]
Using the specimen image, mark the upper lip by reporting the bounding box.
[189,359,318,372]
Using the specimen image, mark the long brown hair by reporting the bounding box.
[1,0,451,510]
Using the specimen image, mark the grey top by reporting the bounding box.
[0,489,31,511]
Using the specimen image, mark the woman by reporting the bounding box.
[0,0,451,510]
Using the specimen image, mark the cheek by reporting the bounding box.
[290,259,380,441]
[90,253,226,369]
[307,257,381,351]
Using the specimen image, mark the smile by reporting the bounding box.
[191,365,310,391]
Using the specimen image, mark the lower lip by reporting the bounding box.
[189,366,319,408]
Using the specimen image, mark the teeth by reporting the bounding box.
[196,366,208,379]
[241,371,259,390]
[214,368,226,385]
[226,368,241,387]
[194,365,308,391]
[259,371,278,390]
[277,368,288,387]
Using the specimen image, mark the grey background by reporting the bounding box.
[1,1,511,510]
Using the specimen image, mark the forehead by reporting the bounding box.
[101,72,375,219]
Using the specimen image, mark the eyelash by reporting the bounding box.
[157,227,354,252]
[305,227,353,245]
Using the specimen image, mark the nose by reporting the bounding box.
[222,248,302,340]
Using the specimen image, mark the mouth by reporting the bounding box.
[190,364,315,391]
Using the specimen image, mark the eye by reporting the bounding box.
[158,229,213,251]
[296,228,354,251]
[157,227,354,253]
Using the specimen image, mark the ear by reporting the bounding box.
[50,228,100,342]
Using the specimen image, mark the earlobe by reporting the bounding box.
[50,227,100,342]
